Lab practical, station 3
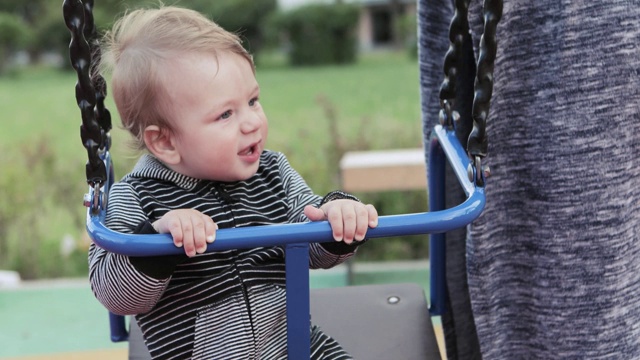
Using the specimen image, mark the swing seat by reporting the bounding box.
[92,125,482,360]
[310,283,440,359]
[129,283,441,360]
[63,1,499,358]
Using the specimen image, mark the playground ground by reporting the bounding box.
[0,261,444,359]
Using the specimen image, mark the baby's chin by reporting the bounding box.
[214,167,260,183]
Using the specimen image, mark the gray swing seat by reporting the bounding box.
[128,283,441,360]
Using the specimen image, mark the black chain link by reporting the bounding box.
[468,0,502,161]
[439,0,503,186]
[63,0,111,188]
[438,0,470,129]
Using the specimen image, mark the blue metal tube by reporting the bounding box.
[108,312,129,342]
[285,244,311,359]
[88,194,484,256]
[433,125,476,197]
[428,135,447,316]
[88,126,481,257]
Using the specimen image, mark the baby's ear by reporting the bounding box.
[143,125,180,165]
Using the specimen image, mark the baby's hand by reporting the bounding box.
[152,209,218,257]
[304,200,378,244]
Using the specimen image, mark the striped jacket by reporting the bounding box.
[89,151,357,359]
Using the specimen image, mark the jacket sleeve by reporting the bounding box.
[275,152,363,269]
[88,181,172,315]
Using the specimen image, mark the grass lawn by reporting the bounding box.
[0,51,422,190]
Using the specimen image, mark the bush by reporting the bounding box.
[315,95,429,261]
[32,9,71,67]
[274,3,359,66]
[0,138,87,279]
[180,0,278,62]
[0,12,29,73]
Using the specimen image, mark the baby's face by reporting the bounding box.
[161,51,268,182]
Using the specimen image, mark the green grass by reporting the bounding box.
[260,51,422,147]
[257,51,423,193]
[0,52,422,188]
[0,67,92,150]
[0,51,426,279]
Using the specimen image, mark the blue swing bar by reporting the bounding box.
[88,124,484,357]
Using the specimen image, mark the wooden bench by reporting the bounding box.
[340,149,427,192]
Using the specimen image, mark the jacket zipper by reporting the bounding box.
[215,184,256,351]
[232,259,256,349]
[214,183,234,205]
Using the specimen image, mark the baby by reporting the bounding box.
[89,6,378,360]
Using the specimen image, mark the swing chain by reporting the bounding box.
[83,183,104,213]
[438,0,469,129]
[466,155,491,187]
[438,99,460,129]
[439,0,502,187]
[63,0,112,190]
[467,0,502,183]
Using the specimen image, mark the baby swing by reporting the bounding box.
[63,0,502,358]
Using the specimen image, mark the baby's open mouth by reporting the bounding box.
[239,145,256,156]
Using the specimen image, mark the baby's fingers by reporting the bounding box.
[366,204,378,228]
[154,210,215,257]
[179,216,199,257]
[199,214,218,256]
[340,206,358,244]
[165,217,185,249]
[352,205,371,242]
[304,205,327,221]
[186,214,217,256]
[204,216,218,244]
[326,206,344,242]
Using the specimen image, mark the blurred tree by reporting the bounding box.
[274,3,359,66]
[0,12,28,73]
[0,1,277,68]
[0,0,44,62]
[179,0,278,61]
[0,0,46,22]
[0,0,122,68]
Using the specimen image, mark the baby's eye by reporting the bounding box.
[219,110,232,120]
[248,97,259,107]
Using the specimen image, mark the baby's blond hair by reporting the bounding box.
[99,6,254,150]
